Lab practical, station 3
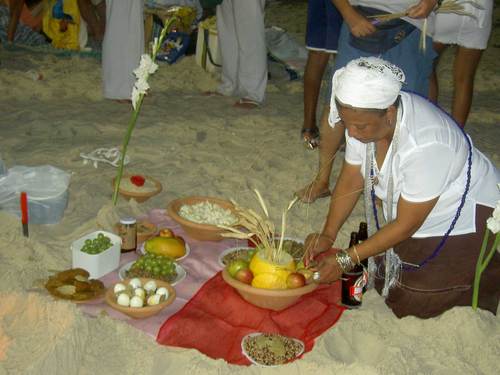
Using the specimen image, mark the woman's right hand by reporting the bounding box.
[304,233,335,266]
[345,10,377,38]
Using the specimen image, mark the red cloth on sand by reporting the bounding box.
[157,272,344,365]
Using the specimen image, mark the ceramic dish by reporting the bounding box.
[118,261,187,286]
[241,332,305,367]
[138,241,191,262]
[105,278,176,319]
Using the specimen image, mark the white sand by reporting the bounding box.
[0,1,499,373]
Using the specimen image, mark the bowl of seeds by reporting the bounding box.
[241,332,305,366]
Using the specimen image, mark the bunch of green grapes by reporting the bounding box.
[81,233,113,255]
[129,253,177,281]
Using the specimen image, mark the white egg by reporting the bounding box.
[128,278,142,289]
[143,280,157,293]
[147,294,161,306]
[130,296,144,308]
[113,283,127,294]
[117,293,130,307]
[134,288,146,300]
[155,287,169,298]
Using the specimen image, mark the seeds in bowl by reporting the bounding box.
[243,333,304,366]
[179,201,237,226]
[222,248,255,266]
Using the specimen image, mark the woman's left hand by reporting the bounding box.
[312,254,343,284]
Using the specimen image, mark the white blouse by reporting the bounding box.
[344,92,500,238]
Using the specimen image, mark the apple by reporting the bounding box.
[286,272,306,289]
[235,268,253,285]
[227,259,249,278]
[159,228,175,238]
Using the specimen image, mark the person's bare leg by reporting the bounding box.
[78,0,104,42]
[296,105,345,203]
[451,46,483,127]
[302,50,331,144]
[429,42,447,103]
[6,0,25,42]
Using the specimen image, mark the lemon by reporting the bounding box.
[249,250,296,288]
[251,273,287,289]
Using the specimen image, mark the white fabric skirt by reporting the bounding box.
[430,0,493,50]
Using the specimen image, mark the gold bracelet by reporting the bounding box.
[351,245,361,265]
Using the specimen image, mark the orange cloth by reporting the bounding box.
[157,272,344,365]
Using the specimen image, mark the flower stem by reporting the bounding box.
[472,228,490,310]
[111,15,179,205]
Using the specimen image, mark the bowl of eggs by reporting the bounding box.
[105,277,176,319]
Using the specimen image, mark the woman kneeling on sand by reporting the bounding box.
[304,57,500,319]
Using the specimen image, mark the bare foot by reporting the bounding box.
[295,180,330,203]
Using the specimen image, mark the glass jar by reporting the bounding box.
[119,217,137,252]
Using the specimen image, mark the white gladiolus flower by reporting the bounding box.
[486,216,500,234]
[138,54,158,75]
[131,86,141,110]
[135,77,150,94]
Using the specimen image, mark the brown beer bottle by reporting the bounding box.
[357,222,369,292]
[341,232,364,308]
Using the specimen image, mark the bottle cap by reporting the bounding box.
[120,217,137,225]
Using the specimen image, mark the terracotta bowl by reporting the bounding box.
[112,175,162,203]
[105,278,176,319]
[167,196,236,242]
[222,269,318,311]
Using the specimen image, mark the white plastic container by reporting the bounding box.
[71,230,122,279]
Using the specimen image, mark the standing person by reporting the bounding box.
[215,0,267,109]
[304,57,500,319]
[102,0,144,101]
[428,0,493,127]
[295,0,437,203]
[77,0,106,45]
[301,0,343,149]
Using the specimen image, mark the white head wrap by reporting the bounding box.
[328,57,406,126]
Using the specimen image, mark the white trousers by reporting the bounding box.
[216,0,267,103]
[102,0,144,100]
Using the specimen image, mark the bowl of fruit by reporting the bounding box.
[222,250,317,311]
[140,228,188,260]
[105,278,176,319]
[167,196,237,241]
[112,174,162,203]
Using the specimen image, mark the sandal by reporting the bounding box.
[301,126,320,150]
[234,98,260,109]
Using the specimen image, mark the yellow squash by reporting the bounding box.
[144,236,186,259]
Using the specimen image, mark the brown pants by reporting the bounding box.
[375,205,500,319]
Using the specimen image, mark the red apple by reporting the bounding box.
[286,272,306,289]
[235,268,254,285]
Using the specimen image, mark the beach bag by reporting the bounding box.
[42,0,84,50]
[349,6,416,54]
[199,0,223,8]
[156,31,191,64]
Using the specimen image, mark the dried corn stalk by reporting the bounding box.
[219,191,298,263]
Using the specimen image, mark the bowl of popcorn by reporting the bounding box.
[166,196,237,241]
[112,174,162,203]
[105,277,176,319]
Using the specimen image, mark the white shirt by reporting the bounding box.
[344,92,500,238]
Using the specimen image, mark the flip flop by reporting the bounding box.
[301,127,320,150]
[234,98,260,109]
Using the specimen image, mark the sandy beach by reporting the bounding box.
[0,1,499,373]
